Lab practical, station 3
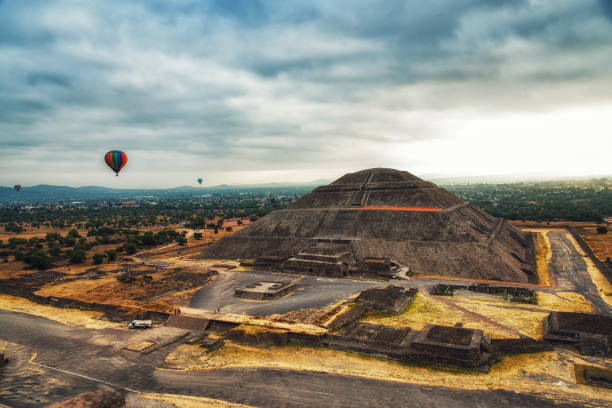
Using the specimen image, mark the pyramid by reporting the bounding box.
[200,168,537,283]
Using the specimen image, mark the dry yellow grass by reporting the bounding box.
[139,393,253,408]
[536,292,593,313]
[163,341,612,406]
[35,276,118,298]
[451,300,549,339]
[125,341,155,351]
[535,232,552,286]
[361,292,521,339]
[0,294,120,329]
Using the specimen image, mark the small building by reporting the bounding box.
[543,312,612,357]
[356,285,416,315]
[234,281,296,300]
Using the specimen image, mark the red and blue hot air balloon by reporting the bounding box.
[104,150,128,176]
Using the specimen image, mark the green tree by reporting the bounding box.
[69,249,86,264]
[597,226,608,234]
[107,249,117,261]
[193,232,202,240]
[24,249,53,269]
[176,235,187,246]
[92,253,104,264]
[5,222,23,233]
[46,232,61,242]
[141,231,156,246]
[62,235,76,247]
[124,242,138,255]
[48,243,61,257]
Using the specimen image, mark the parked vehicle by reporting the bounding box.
[128,320,152,329]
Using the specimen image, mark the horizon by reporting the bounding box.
[2,170,612,191]
[1,1,611,187]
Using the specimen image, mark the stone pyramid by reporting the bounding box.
[200,168,536,283]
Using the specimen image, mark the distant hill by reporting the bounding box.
[0,180,329,204]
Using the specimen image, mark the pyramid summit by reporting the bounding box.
[201,168,536,283]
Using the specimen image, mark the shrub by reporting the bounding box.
[8,237,27,248]
[48,243,61,257]
[124,242,138,255]
[92,253,104,265]
[176,235,187,246]
[69,249,86,264]
[107,249,117,261]
[62,236,76,247]
[13,250,25,262]
[597,226,608,234]
[193,232,202,240]
[45,232,61,242]
[24,249,53,270]
[140,231,156,246]
[5,222,23,233]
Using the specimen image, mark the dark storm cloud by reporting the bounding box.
[599,0,612,20]
[1,0,611,186]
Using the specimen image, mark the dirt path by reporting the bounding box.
[429,293,527,338]
[547,231,612,315]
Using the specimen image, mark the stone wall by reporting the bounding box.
[543,312,612,357]
[227,325,289,347]
[490,338,553,354]
[431,284,536,304]
[327,303,367,330]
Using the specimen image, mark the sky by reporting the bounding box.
[1,0,611,188]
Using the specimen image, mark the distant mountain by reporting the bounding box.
[208,179,331,189]
[0,180,328,204]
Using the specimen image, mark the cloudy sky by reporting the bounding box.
[1,0,611,188]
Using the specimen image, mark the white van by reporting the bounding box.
[128,320,152,329]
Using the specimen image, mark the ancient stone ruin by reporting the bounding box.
[323,322,499,372]
[356,285,416,314]
[201,168,536,283]
[543,311,612,357]
[234,281,296,300]
[578,365,612,389]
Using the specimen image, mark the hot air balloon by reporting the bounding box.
[197,178,203,185]
[13,185,21,192]
[104,150,127,176]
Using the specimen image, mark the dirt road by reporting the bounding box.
[547,231,612,315]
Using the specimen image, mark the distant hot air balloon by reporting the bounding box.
[197,177,203,185]
[104,150,127,176]
[13,184,21,192]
